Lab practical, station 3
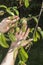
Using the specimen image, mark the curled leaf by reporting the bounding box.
[0,10,5,16]
[18,60,26,65]
[18,47,28,62]
[8,32,17,42]
[0,33,9,48]
[13,7,19,15]
[38,27,43,38]
[6,8,14,16]
[33,31,40,42]
[0,5,7,9]
[32,16,38,23]
[23,0,29,8]
[16,27,20,32]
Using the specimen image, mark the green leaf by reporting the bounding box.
[36,32,40,39]
[22,25,26,32]
[33,32,37,42]
[38,27,43,38]
[19,47,28,62]
[40,31,43,38]
[18,60,26,65]
[8,33,17,42]
[23,0,29,8]
[13,7,19,15]
[16,27,20,32]
[33,36,37,42]
[33,31,40,42]
[0,5,14,16]
[38,27,42,32]
[6,8,14,16]
[0,10,5,16]
[30,28,34,33]
[32,16,38,23]
[13,6,17,9]
[0,5,7,9]
[39,31,43,38]
[20,18,27,32]
[0,33,9,48]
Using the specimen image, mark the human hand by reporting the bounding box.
[0,16,19,33]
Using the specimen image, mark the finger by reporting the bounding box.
[21,25,27,38]
[19,30,22,35]
[23,28,30,40]
[8,16,20,24]
[0,24,9,33]
[15,32,19,40]
[18,25,27,39]
[21,40,29,47]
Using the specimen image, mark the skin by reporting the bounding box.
[0,16,19,33]
[0,16,19,65]
[0,16,33,65]
[1,28,31,65]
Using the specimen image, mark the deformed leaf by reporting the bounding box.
[32,16,38,23]
[0,33,9,48]
[6,8,14,16]
[33,32,37,42]
[18,60,26,65]
[16,27,20,33]
[0,5,7,9]
[13,6,17,9]
[23,0,29,8]
[20,18,27,24]
[13,7,19,15]
[22,25,26,32]
[30,28,34,33]
[33,35,37,42]
[33,31,40,42]
[37,27,43,38]
[0,10,5,16]
[8,32,17,42]
[18,47,28,62]
[36,31,40,39]
[38,27,42,32]
[39,31,43,38]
